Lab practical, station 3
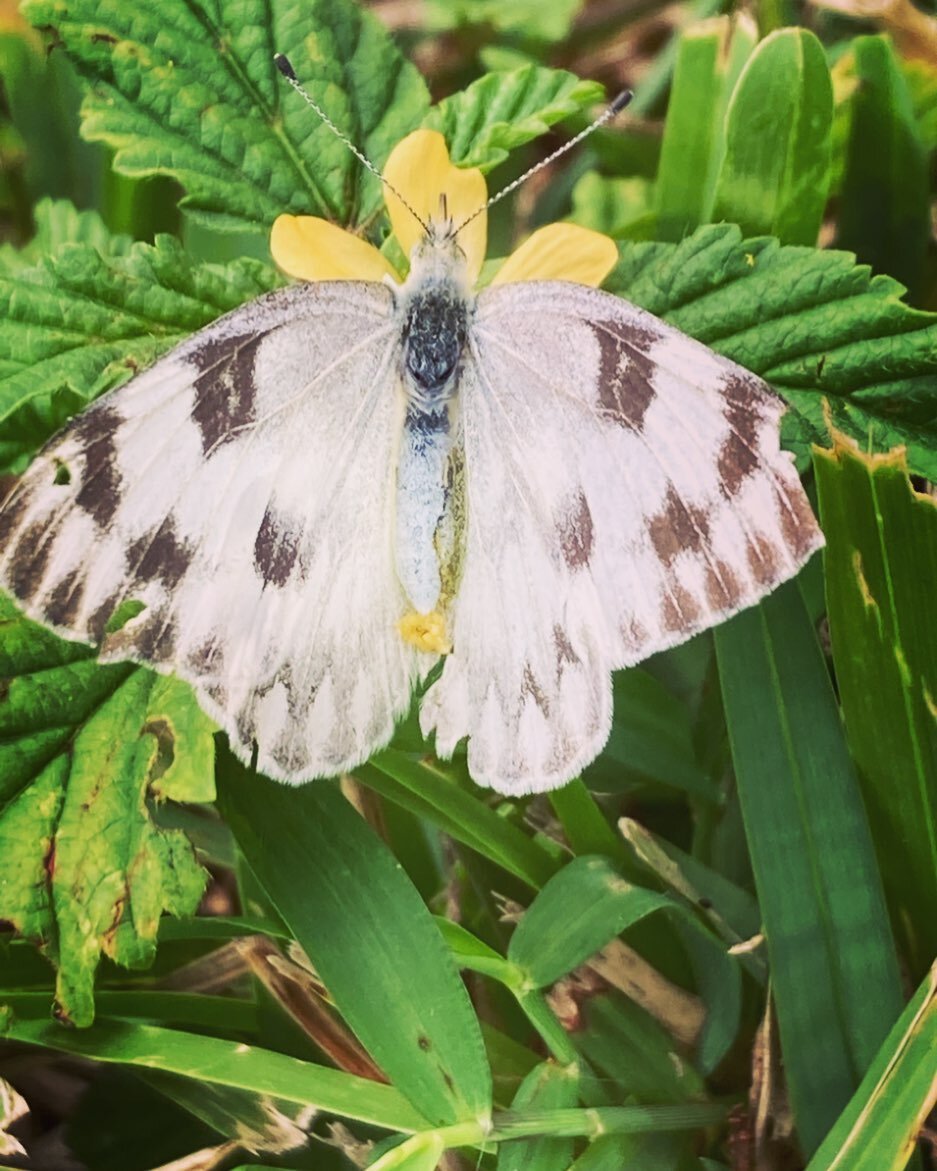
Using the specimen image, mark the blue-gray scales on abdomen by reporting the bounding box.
[395,282,469,614]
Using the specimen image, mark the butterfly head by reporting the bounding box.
[406,219,471,292]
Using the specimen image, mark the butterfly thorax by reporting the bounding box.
[398,237,473,412]
[393,236,473,641]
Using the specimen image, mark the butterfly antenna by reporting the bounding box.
[274,53,430,234]
[455,89,633,234]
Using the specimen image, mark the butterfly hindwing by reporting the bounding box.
[0,282,422,779]
[420,281,823,793]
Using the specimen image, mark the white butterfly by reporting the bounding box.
[0,118,823,795]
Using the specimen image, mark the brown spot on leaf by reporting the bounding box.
[647,486,711,565]
[557,490,594,570]
[143,717,175,788]
[254,507,299,587]
[52,1001,73,1026]
[592,322,660,431]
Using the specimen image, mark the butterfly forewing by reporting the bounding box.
[419,281,823,793]
[0,282,422,780]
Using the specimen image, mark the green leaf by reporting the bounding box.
[424,66,604,172]
[0,198,132,275]
[814,437,937,980]
[507,856,741,1071]
[805,963,937,1171]
[368,1132,446,1171]
[582,669,716,800]
[21,0,430,230]
[0,227,279,471]
[570,1133,691,1171]
[714,580,904,1155]
[496,1060,579,1171]
[607,225,937,479]
[0,28,103,217]
[489,1102,726,1143]
[549,780,625,862]
[0,595,214,1026]
[216,755,492,1129]
[835,36,930,301]
[424,0,584,44]
[711,28,833,245]
[617,818,765,981]
[902,56,937,152]
[361,750,559,889]
[655,15,757,242]
[572,991,706,1103]
[569,173,655,241]
[0,1014,430,1132]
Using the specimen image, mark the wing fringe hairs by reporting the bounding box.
[0,280,822,794]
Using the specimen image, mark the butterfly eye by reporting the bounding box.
[53,461,71,486]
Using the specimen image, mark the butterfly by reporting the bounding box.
[0,97,823,795]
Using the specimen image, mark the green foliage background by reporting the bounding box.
[0,0,935,1168]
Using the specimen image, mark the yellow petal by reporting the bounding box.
[490,223,618,287]
[382,129,488,283]
[270,214,398,282]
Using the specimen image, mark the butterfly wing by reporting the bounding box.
[0,282,421,780]
[421,281,823,793]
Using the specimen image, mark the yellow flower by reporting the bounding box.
[269,129,618,656]
[270,128,618,291]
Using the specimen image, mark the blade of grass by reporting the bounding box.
[360,751,558,888]
[507,856,741,1070]
[573,991,706,1102]
[496,1060,579,1171]
[714,579,904,1153]
[549,780,626,864]
[814,435,937,980]
[805,962,937,1171]
[655,15,757,241]
[0,990,257,1033]
[711,27,833,244]
[835,36,930,301]
[582,670,717,800]
[216,755,492,1129]
[0,1013,429,1131]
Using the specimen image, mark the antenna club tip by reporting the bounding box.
[274,53,297,81]
[610,89,634,115]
